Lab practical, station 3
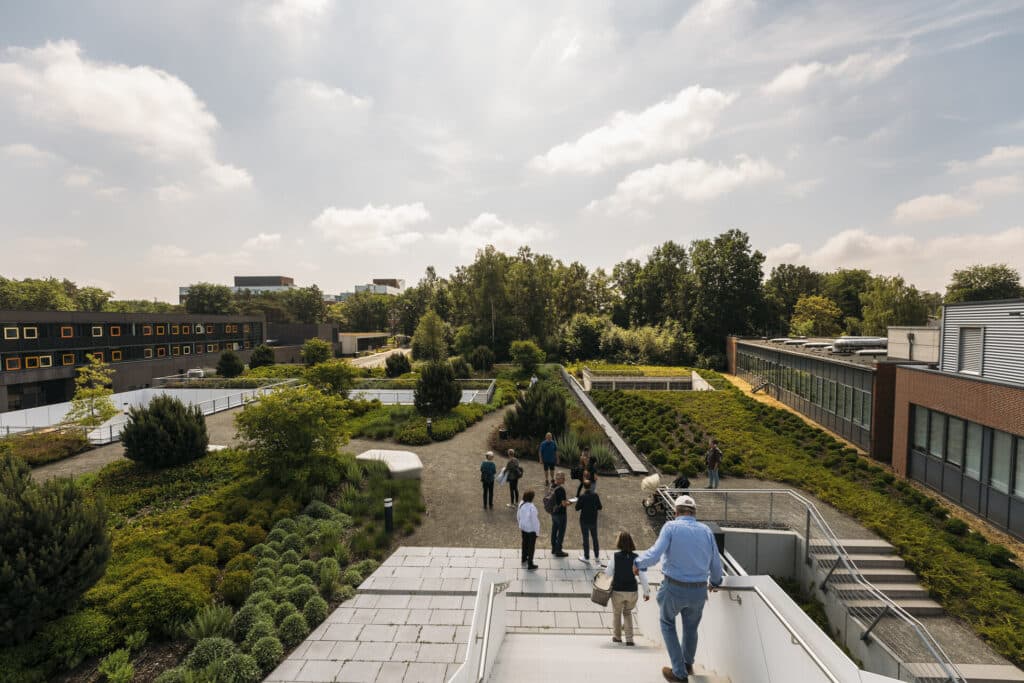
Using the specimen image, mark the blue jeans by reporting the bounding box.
[708,468,720,488]
[657,581,707,678]
[550,513,566,553]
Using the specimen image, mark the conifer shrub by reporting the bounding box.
[0,453,111,642]
[509,339,545,373]
[468,345,495,372]
[277,613,309,648]
[182,604,234,641]
[384,352,412,377]
[250,636,283,672]
[223,653,261,683]
[184,637,235,670]
[122,396,209,469]
[242,618,276,651]
[302,595,328,626]
[449,355,472,379]
[414,361,461,416]
[217,350,245,378]
[220,570,251,606]
[248,344,275,369]
[504,381,567,439]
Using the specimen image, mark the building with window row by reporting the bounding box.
[0,311,264,412]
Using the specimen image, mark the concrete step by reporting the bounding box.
[845,598,945,617]
[906,662,1024,683]
[813,553,905,569]
[810,539,896,555]
[833,583,931,600]
[828,567,920,584]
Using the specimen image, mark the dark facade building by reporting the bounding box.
[892,299,1024,538]
[234,275,294,288]
[0,311,264,412]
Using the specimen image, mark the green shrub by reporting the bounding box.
[97,648,133,683]
[250,636,284,672]
[273,601,298,626]
[303,595,329,626]
[184,637,236,670]
[504,381,567,439]
[242,617,276,651]
[4,429,89,467]
[430,417,465,441]
[335,584,356,602]
[300,338,332,366]
[172,544,218,570]
[342,568,364,587]
[41,608,118,670]
[944,518,969,536]
[509,340,545,373]
[288,583,317,607]
[396,422,431,445]
[449,356,472,379]
[414,361,462,416]
[468,346,495,372]
[183,604,234,641]
[223,653,262,683]
[224,551,258,573]
[220,570,252,606]
[110,573,211,638]
[0,453,110,642]
[248,344,275,370]
[278,613,309,648]
[317,557,341,593]
[217,350,245,378]
[589,442,618,471]
[231,603,266,642]
[304,359,357,396]
[384,353,412,378]
[215,536,246,563]
[154,667,188,683]
[122,395,210,469]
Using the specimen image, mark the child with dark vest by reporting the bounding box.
[602,531,650,646]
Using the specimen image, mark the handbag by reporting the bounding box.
[590,571,613,606]
[496,467,508,486]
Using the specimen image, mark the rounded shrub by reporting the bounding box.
[184,563,220,590]
[298,559,317,578]
[288,583,317,607]
[215,536,246,563]
[944,518,969,536]
[242,618,276,651]
[225,552,258,573]
[41,608,118,670]
[122,395,209,468]
[172,544,218,571]
[279,549,300,565]
[303,500,336,520]
[278,613,309,648]
[111,573,210,638]
[281,533,303,554]
[335,584,356,602]
[414,361,462,416]
[250,636,284,672]
[303,595,329,626]
[280,563,300,578]
[231,604,266,641]
[273,601,298,626]
[342,568,364,587]
[220,570,252,606]
[274,518,298,534]
[223,653,262,683]
[184,637,236,670]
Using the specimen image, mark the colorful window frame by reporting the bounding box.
[171,325,180,335]
[195,345,204,354]
[91,326,104,337]
[207,344,218,352]
[39,355,52,368]
[91,352,104,362]
[172,346,181,356]
[25,357,40,369]
[111,350,123,362]
[143,325,153,336]
[62,353,76,365]
[195,324,204,334]
[144,348,153,359]
[5,357,21,371]
[61,326,74,338]
[182,324,191,334]
[157,347,166,357]
[110,326,121,337]
[23,326,39,339]
[156,325,166,335]
[3,327,19,340]
[183,345,191,355]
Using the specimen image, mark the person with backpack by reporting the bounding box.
[505,449,524,508]
[480,451,497,510]
[705,439,723,489]
[517,489,540,570]
[544,471,569,557]
[602,531,650,646]
[575,448,598,496]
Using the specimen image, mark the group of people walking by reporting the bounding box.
[482,432,723,681]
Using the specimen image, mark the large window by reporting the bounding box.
[947,417,965,467]
[965,423,983,479]
[958,327,983,375]
[1016,438,1024,499]
[91,326,103,337]
[913,405,929,450]
[3,327,19,340]
[23,326,38,339]
[928,412,946,459]
[62,353,75,366]
[61,326,74,338]
[991,431,1013,494]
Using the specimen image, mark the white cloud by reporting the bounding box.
[202,163,254,190]
[677,0,753,28]
[243,232,282,250]
[786,178,824,198]
[95,186,125,199]
[588,155,782,216]
[530,86,736,174]
[312,202,429,253]
[765,227,1024,291]
[155,184,193,202]
[762,51,907,96]
[892,193,981,223]
[947,145,1024,173]
[431,213,547,258]
[260,0,330,29]
[275,77,372,111]
[0,142,59,163]
[967,175,1023,198]
[0,40,250,190]
[17,235,87,251]
[64,167,100,188]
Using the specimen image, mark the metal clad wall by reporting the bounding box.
[941,301,1024,384]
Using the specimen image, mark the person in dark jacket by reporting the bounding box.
[480,451,497,510]
[603,531,650,645]
[575,480,603,563]
[505,449,523,507]
[575,448,598,496]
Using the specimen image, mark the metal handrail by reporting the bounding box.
[476,581,500,683]
[720,584,842,683]
[656,487,964,683]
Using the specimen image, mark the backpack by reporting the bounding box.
[570,465,583,480]
[543,487,557,514]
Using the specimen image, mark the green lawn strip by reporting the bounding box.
[4,428,91,467]
[591,386,1024,666]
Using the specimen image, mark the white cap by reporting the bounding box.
[674,495,697,510]
[485,451,494,457]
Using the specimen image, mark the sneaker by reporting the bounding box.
[578,555,590,563]
[662,667,687,682]
[553,551,569,558]
[625,641,635,646]
[527,564,539,571]
[611,637,622,643]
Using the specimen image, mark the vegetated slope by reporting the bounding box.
[592,383,1024,666]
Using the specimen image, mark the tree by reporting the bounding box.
[384,352,412,377]
[183,283,236,315]
[467,345,495,372]
[0,452,111,642]
[300,338,332,366]
[504,381,567,439]
[509,340,545,374]
[248,344,275,369]
[235,386,349,486]
[559,313,609,361]
[281,286,328,324]
[73,286,113,312]
[412,309,448,361]
[860,276,929,335]
[449,356,472,379]
[414,361,462,416]
[0,276,76,310]
[689,229,766,355]
[822,269,873,323]
[64,354,117,427]
[217,350,244,378]
[304,359,356,396]
[122,396,209,468]
[765,264,823,333]
[945,264,1023,303]
[789,295,842,337]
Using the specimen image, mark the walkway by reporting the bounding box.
[350,347,411,369]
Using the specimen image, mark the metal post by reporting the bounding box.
[724,491,729,523]
[384,498,394,533]
[861,605,889,643]
[769,491,775,527]
[805,508,812,566]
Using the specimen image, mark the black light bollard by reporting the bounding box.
[384,497,394,533]
[426,418,433,438]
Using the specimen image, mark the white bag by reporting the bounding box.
[496,467,508,486]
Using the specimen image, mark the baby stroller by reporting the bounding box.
[641,473,691,518]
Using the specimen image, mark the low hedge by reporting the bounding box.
[4,429,90,467]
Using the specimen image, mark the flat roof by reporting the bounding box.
[943,297,1024,308]
[735,337,886,368]
[0,310,264,323]
[338,332,390,337]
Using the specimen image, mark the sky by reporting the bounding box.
[1,0,1023,301]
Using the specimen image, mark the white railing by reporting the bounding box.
[447,571,509,683]
[655,487,964,683]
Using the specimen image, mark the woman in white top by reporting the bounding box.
[604,531,650,645]
[517,490,540,570]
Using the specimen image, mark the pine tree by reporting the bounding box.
[414,361,461,416]
[248,344,276,369]
[217,350,244,378]
[504,381,567,439]
[384,352,412,377]
[121,395,209,468]
[0,453,111,642]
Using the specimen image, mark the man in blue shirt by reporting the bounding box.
[538,432,558,487]
[636,495,723,682]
